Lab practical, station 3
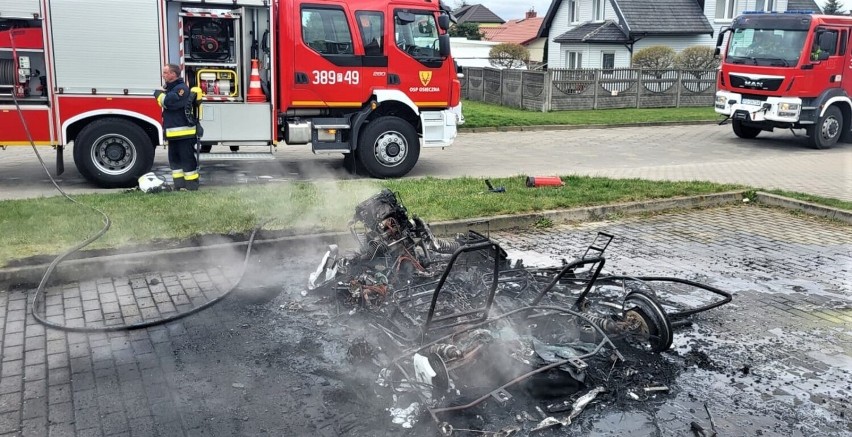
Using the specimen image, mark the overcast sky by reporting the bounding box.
[471,0,852,22]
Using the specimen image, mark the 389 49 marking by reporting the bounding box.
[312,70,359,85]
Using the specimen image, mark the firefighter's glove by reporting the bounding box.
[153,89,166,107]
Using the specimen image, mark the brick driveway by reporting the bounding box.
[1,204,849,436]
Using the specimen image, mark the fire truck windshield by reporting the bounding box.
[394,12,442,62]
[726,28,806,67]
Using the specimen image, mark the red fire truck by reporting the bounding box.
[714,11,852,149]
[0,0,462,187]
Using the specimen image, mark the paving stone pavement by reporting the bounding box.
[0,204,849,436]
[0,123,850,201]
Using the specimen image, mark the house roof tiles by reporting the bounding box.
[540,0,714,38]
[553,20,629,43]
[452,4,505,25]
[612,0,713,36]
[483,17,545,45]
[786,0,821,12]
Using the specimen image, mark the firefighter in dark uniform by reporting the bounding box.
[154,64,201,190]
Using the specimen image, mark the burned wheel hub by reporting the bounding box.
[622,291,673,352]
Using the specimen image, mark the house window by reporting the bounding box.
[715,0,743,20]
[569,0,579,23]
[755,0,774,11]
[593,0,605,21]
[602,52,615,69]
[567,51,583,68]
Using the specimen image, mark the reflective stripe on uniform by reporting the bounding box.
[165,126,197,138]
[184,171,199,181]
[157,93,165,107]
[172,170,185,179]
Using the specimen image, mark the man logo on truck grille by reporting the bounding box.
[419,71,432,86]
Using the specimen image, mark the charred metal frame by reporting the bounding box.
[595,276,733,319]
[390,305,625,426]
[423,241,502,331]
[384,232,733,429]
[307,191,735,434]
[528,256,606,308]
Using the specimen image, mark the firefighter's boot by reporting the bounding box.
[185,171,200,191]
[172,170,186,191]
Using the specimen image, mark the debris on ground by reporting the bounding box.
[304,189,734,434]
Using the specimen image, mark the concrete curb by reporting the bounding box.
[5,190,847,289]
[755,192,852,225]
[430,191,747,236]
[0,232,347,290]
[0,191,746,289]
[458,119,719,133]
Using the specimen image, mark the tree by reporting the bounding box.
[489,43,530,69]
[674,46,719,69]
[449,22,483,40]
[822,0,844,15]
[631,46,676,69]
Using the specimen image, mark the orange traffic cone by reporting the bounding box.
[246,59,265,103]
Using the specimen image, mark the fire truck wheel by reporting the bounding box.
[357,116,420,178]
[732,120,761,139]
[808,105,842,149]
[73,118,155,188]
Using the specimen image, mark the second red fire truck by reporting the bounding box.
[715,10,852,149]
[0,0,463,187]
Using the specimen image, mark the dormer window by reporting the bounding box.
[569,0,579,23]
[755,0,775,11]
[593,0,605,21]
[715,0,743,20]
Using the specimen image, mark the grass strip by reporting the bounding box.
[762,189,852,211]
[0,176,743,267]
[461,100,719,129]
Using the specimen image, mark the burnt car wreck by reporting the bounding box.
[307,190,733,435]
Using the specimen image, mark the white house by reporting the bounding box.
[450,37,501,68]
[538,0,822,69]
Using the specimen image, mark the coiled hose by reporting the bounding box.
[0,59,16,86]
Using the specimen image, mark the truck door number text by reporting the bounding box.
[312,70,359,85]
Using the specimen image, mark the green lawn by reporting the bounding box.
[0,177,743,267]
[461,100,719,129]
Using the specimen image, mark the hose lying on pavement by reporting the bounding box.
[29,219,268,333]
[9,31,266,332]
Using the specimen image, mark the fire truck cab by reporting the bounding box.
[715,11,852,149]
[0,0,462,187]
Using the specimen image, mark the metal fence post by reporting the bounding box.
[519,71,525,109]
